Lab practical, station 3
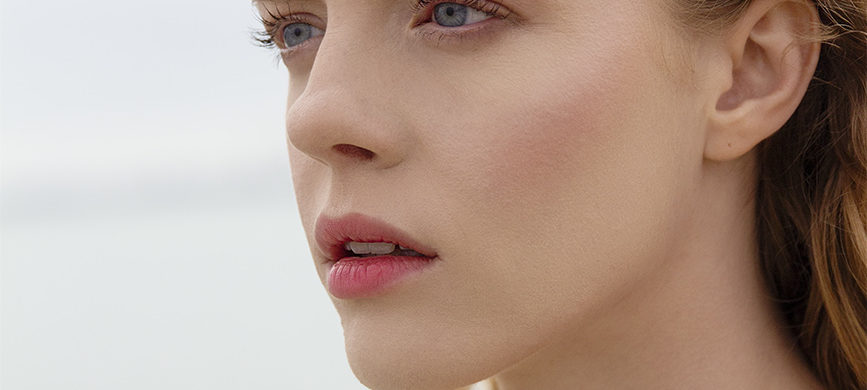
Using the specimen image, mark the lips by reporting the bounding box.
[314,213,438,263]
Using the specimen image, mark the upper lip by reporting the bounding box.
[314,213,438,263]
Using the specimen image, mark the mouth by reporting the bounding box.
[342,241,430,259]
[314,213,439,299]
[315,213,438,264]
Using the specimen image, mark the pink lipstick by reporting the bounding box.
[315,213,438,299]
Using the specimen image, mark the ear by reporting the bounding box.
[704,0,821,162]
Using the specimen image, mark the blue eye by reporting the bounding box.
[433,3,494,27]
[282,23,324,48]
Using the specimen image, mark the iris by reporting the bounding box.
[433,3,469,27]
[283,23,315,47]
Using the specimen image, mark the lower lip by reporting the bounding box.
[327,255,435,299]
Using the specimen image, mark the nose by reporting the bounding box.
[285,28,410,171]
[286,89,408,170]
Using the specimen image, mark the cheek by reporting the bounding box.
[432,38,664,224]
[434,4,695,212]
[460,81,617,207]
[415,16,702,358]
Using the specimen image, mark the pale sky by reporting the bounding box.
[2,0,364,388]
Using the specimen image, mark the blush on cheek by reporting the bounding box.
[463,80,623,212]
[452,28,656,214]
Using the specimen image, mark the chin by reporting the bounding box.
[347,351,471,390]
[343,328,507,390]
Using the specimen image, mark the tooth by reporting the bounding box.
[344,242,352,251]
[349,242,370,254]
[368,242,396,255]
[399,245,411,250]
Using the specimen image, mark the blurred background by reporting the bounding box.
[1,0,365,388]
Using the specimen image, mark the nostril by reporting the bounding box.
[333,144,376,161]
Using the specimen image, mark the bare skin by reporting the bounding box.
[255,0,826,388]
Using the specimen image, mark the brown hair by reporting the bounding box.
[674,1,867,389]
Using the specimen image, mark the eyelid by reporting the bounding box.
[255,0,520,60]
[410,0,522,48]
[409,0,515,27]
[262,12,326,49]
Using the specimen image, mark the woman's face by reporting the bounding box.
[262,0,709,388]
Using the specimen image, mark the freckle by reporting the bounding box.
[727,142,733,148]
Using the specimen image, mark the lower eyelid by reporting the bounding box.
[280,34,324,58]
[413,17,505,46]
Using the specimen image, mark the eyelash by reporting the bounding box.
[410,0,509,19]
[253,6,310,52]
[253,0,513,55]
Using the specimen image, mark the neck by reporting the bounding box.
[490,154,823,390]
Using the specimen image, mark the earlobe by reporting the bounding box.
[704,0,821,162]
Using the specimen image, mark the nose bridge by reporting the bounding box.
[307,5,394,95]
[286,18,407,171]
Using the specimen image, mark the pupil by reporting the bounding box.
[446,7,455,16]
[294,28,302,37]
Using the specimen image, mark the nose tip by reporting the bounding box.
[286,90,407,170]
